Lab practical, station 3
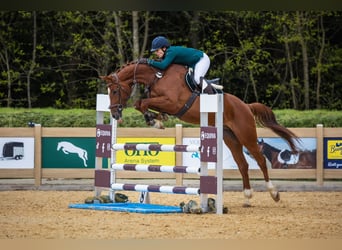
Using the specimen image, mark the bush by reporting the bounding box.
[0,108,341,128]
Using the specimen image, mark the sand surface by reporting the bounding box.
[0,190,341,239]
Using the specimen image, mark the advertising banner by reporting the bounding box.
[0,138,34,169]
[182,137,259,169]
[182,137,317,169]
[42,138,95,168]
[115,138,175,165]
[324,138,342,169]
[257,138,317,169]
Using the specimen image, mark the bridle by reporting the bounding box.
[106,62,161,118]
[106,72,132,112]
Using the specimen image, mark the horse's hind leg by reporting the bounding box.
[223,127,253,207]
[245,142,280,202]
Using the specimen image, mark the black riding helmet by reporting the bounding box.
[150,36,170,52]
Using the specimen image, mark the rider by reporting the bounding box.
[142,36,212,91]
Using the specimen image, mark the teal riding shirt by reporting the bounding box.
[148,46,204,69]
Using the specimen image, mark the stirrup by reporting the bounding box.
[211,83,224,90]
[206,78,220,84]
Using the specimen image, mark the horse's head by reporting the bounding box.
[100,62,157,121]
[100,73,131,121]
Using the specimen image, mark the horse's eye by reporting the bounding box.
[109,87,119,95]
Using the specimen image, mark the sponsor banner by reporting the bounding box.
[324,138,342,169]
[0,137,34,169]
[258,138,317,169]
[42,138,95,168]
[183,137,317,169]
[116,138,175,165]
[182,137,259,169]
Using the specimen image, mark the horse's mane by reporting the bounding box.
[115,61,137,73]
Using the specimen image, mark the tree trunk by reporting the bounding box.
[3,49,12,107]
[283,23,298,109]
[140,12,149,57]
[113,11,124,65]
[296,11,310,110]
[27,11,37,109]
[316,15,325,109]
[132,11,139,60]
[189,11,200,47]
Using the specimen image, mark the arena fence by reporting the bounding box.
[0,125,341,187]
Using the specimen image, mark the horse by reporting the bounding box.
[100,61,300,207]
[257,139,316,169]
[57,141,88,167]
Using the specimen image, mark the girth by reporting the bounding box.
[174,90,200,118]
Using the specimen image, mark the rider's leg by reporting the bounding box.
[193,53,210,90]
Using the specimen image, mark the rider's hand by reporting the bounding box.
[137,58,149,64]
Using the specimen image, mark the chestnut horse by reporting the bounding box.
[257,139,316,169]
[100,61,300,207]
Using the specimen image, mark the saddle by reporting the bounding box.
[185,70,223,94]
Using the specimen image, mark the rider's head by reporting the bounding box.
[151,36,170,58]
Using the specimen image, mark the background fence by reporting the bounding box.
[0,125,341,187]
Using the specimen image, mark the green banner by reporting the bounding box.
[42,138,95,168]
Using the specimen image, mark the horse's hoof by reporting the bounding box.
[243,203,252,208]
[272,192,280,202]
[161,114,169,121]
[152,120,164,129]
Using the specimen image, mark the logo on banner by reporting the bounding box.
[96,124,112,158]
[116,138,175,165]
[327,140,342,159]
[200,127,217,162]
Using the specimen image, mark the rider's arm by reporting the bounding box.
[148,48,177,70]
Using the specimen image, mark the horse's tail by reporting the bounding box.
[248,102,300,153]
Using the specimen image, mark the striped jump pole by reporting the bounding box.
[112,143,199,152]
[111,183,200,195]
[111,163,200,174]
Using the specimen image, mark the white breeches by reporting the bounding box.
[193,53,210,84]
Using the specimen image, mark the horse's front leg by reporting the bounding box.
[134,97,171,129]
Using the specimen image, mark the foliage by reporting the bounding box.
[1,108,341,128]
[0,11,341,110]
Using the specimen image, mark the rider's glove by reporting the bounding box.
[137,58,149,64]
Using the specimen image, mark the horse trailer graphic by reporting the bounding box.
[1,142,24,160]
